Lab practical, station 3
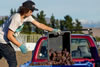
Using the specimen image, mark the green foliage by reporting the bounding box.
[72,19,83,33]
[50,14,60,29]
[36,10,47,25]
[8,8,83,34]
[60,15,74,31]
[0,20,4,25]
[10,8,17,15]
[35,10,47,34]
[95,36,100,42]
[21,22,33,34]
[55,19,60,29]
[0,16,8,25]
[60,20,65,30]
[50,14,56,28]
[64,15,73,30]
[75,19,82,29]
[59,15,83,34]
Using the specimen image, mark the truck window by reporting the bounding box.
[38,40,48,59]
[71,38,92,58]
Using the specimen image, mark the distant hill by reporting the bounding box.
[82,23,100,28]
[45,17,50,24]
[80,20,100,37]
[79,19,100,28]
[83,28,100,37]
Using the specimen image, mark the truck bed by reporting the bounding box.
[20,61,93,67]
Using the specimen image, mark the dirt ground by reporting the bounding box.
[0,51,32,67]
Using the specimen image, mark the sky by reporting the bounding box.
[0,0,100,25]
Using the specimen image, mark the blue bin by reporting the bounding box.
[20,61,93,67]
[20,61,31,67]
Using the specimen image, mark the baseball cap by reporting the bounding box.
[22,0,38,11]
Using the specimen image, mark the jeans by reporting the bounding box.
[0,43,17,67]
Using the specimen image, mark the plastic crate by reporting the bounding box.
[47,31,71,52]
[20,61,93,67]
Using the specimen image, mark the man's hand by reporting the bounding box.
[19,44,28,54]
[52,29,61,34]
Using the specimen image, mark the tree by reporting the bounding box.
[75,19,82,29]
[60,15,83,33]
[55,19,60,29]
[95,36,100,42]
[21,15,36,34]
[50,14,60,29]
[50,14,56,28]
[73,19,83,33]
[0,20,4,25]
[0,16,8,25]
[60,15,74,31]
[21,22,32,34]
[37,10,47,24]
[64,15,74,30]
[10,8,16,16]
[35,10,47,34]
[60,20,65,31]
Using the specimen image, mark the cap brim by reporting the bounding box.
[34,8,38,11]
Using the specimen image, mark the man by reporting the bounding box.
[0,0,60,67]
